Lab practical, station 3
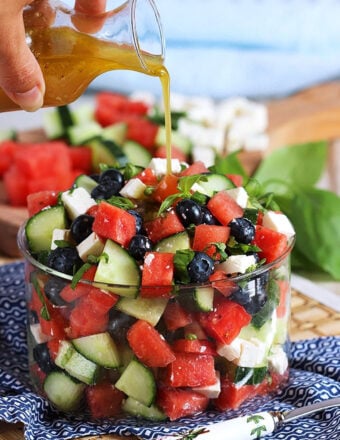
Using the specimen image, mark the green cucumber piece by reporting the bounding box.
[44,371,85,412]
[89,138,128,171]
[72,332,121,368]
[102,122,127,146]
[115,359,156,406]
[94,239,141,298]
[25,205,67,253]
[55,340,99,385]
[197,173,235,197]
[123,140,152,168]
[71,104,94,125]
[67,121,102,145]
[154,231,191,253]
[43,105,74,139]
[116,296,168,326]
[0,128,16,141]
[122,397,166,420]
[73,174,98,194]
[233,365,268,386]
[155,125,192,154]
[179,286,214,312]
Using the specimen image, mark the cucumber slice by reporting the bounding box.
[122,397,166,420]
[43,105,74,139]
[116,296,168,326]
[44,371,85,412]
[25,205,67,253]
[94,239,141,298]
[233,365,268,387]
[0,128,16,141]
[67,121,102,145]
[71,104,94,125]
[154,231,191,253]
[102,122,127,146]
[88,138,128,171]
[179,286,214,312]
[155,126,192,154]
[55,340,99,385]
[73,174,98,194]
[197,173,235,196]
[115,359,156,406]
[72,332,121,368]
[123,140,152,168]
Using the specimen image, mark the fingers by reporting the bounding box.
[0,2,45,111]
[74,0,107,15]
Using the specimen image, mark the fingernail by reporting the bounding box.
[12,85,44,112]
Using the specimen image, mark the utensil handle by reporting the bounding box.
[161,412,276,440]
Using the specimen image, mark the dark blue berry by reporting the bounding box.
[175,199,203,227]
[70,214,94,244]
[230,272,269,315]
[128,210,144,234]
[229,217,255,244]
[100,168,124,186]
[46,247,82,275]
[187,251,214,283]
[201,206,219,225]
[108,309,136,344]
[129,234,153,260]
[91,180,122,199]
[44,277,68,306]
[33,343,54,373]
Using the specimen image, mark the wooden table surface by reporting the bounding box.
[1,80,340,439]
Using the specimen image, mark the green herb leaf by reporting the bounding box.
[31,273,50,321]
[106,195,135,210]
[174,249,195,284]
[251,279,280,328]
[54,239,72,248]
[210,151,248,177]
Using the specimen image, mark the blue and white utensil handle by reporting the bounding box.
[160,411,276,440]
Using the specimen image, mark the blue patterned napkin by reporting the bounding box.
[0,262,339,440]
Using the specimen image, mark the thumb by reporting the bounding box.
[0,10,45,112]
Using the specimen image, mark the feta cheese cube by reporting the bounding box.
[194,371,221,399]
[191,145,216,168]
[268,345,289,375]
[30,323,51,344]
[148,158,182,176]
[61,187,96,220]
[243,133,269,152]
[226,187,249,209]
[217,254,257,275]
[51,228,70,250]
[262,211,295,238]
[217,338,242,361]
[77,232,105,262]
[217,337,266,367]
[119,178,147,199]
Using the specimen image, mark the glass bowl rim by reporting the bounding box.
[17,221,295,291]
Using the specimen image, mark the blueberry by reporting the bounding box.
[230,272,269,315]
[175,199,203,227]
[44,277,68,306]
[187,252,214,283]
[100,168,124,186]
[128,210,144,234]
[33,343,54,373]
[108,309,136,344]
[91,180,122,199]
[46,247,82,275]
[201,206,219,225]
[128,234,153,260]
[89,173,100,182]
[70,214,94,244]
[229,217,255,244]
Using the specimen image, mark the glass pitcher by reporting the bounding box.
[0,0,165,112]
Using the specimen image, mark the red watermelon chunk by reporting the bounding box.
[252,225,288,263]
[92,201,136,248]
[144,210,185,243]
[141,252,174,297]
[157,387,209,421]
[192,224,230,258]
[207,190,244,225]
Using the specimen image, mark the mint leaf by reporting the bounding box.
[174,249,195,283]
[106,196,135,210]
[210,151,248,177]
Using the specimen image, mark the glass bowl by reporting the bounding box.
[17,223,294,421]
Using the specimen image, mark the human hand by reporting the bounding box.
[0,0,106,112]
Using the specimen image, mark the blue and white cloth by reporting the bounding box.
[0,262,339,440]
[91,0,340,99]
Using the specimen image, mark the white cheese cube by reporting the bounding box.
[262,211,295,238]
[76,232,105,262]
[226,187,249,209]
[217,338,242,361]
[51,229,70,250]
[119,178,147,199]
[243,133,269,152]
[194,372,221,399]
[61,187,97,220]
[191,145,216,168]
[148,158,182,176]
[217,254,257,275]
[237,338,267,367]
[268,345,289,375]
[30,323,51,344]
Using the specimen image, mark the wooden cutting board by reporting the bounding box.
[1,80,340,259]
